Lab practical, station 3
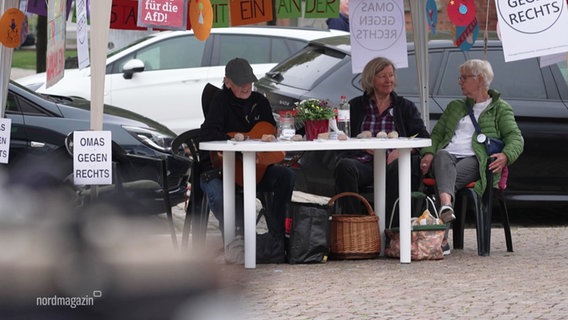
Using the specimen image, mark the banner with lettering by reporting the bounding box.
[229,0,272,26]
[495,0,568,62]
[211,0,229,27]
[350,0,408,73]
[46,0,66,88]
[303,0,339,19]
[112,0,192,30]
[137,0,188,30]
[276,0,303,18]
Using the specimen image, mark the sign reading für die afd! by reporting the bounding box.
[73,131,112,185]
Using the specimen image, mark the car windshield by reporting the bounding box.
[78,35,159,69]
[268,45,347,90]
[106,34,158,59]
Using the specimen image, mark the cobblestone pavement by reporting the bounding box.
[169,196,568,320]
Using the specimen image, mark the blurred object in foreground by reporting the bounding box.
[0,170,244,320]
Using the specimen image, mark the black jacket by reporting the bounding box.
[199,86,276,171]
[340,91,430,159]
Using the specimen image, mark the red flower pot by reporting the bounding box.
[305,119,329,141]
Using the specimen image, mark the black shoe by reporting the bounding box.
[441,239,451,256]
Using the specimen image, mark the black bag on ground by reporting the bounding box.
[256,231,286,264]
[286,202,332,264]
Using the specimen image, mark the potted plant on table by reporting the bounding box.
[294,98,335,141]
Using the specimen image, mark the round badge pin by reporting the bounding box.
[477,133,487,144]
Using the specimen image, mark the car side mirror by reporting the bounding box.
[122,59,145,79]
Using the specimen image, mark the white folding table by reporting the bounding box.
[200,137,431,268]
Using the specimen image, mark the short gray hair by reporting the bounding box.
[460,59,494,88]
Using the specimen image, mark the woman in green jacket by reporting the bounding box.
[419,59,524,226]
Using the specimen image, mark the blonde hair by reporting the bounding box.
[360,57,396,96]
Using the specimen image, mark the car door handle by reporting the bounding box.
[30,141,46,148]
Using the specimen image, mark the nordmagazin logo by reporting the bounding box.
[36,291,102,309]
[497,0,565,34]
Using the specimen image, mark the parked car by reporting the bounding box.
[2,80,191,214]
[255,35,568,209]
[16,26,348,134]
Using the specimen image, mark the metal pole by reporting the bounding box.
[409,0,430,131]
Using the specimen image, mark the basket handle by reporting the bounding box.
[389,192,438,229]
[327,192,375,216]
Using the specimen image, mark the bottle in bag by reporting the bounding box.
[337,95,351,137]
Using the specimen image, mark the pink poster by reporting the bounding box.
[137,0,188,30]
[46,0,66,88]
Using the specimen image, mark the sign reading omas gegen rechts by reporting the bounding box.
[73,131,112,185]
[496,0,568,62]
[0,119,11,164]
[350,0,408,73]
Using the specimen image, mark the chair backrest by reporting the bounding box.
[201,83,221,117]
[171,129,205,205]
[171,128,201,162]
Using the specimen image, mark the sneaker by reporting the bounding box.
[441,240,451,256]
[439,205,456,223]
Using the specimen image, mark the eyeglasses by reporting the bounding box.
[458,74,477,81]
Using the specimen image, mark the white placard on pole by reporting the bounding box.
[90,1,113,131]
[73,130,112,185]
[350,0,408,73]
[496,0,568,62]
[0,118,11,164]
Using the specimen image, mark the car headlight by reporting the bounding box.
[122,126,173,152]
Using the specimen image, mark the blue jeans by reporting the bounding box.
[200,165,295,236]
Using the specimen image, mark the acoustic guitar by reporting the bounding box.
[210,121,286,186]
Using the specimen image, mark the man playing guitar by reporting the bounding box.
[199,58,296,263]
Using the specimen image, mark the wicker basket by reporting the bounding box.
[328,192,381,259]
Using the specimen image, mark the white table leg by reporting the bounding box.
[373,149,386,255]
[242,152,257,269]
[398,148,412,263]
[223,152,236,248]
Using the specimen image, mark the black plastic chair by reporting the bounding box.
[422,164,513,256]
[171,128,209,250]
[172,128,276,250]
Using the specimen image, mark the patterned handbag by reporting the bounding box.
[385,193,446,260]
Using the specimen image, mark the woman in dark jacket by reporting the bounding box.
[335,57,430,217]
